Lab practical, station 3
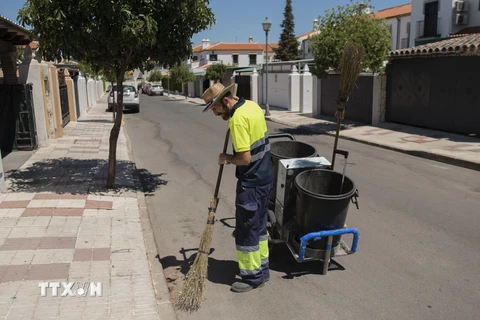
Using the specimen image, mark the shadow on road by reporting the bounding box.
[269,244,345,278]
[6,157,168,195]
[218,217,235,229]
[274,123,344,136]
[160,247,237,287]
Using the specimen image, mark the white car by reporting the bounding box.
[108,84,140,113]
[148,84,164,96]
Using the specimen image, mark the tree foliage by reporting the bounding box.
[18,0,215,187]
[77,61,100,79]
[148,70,163,82]
[205,63,227,82]
[309,0,391,78]
[18,0,215,74]
[170,63,194,85]
[274,0,299,61]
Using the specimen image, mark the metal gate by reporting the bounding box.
[235,75,251,100]
[16,84,37,151]
[0,84,37,157]
[59,85,70,127]
[58,70,70,127]
[386,56,480,135]
[321,74,374,124]
[72,75,81,118]
[203,79,210,92]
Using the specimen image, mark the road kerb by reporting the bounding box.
[123,119,178,320]
[265,117,480,172]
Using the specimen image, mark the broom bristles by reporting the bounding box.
[335,42,366,120]
[175,210,216,312]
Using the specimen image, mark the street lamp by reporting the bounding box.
[262,17,272,116]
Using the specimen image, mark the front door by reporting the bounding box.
[235,75,251,100]
[423,1,438,37]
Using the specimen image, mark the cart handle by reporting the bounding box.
[268,133,296,141]
[334,149,349,159]
[298,228,359,262]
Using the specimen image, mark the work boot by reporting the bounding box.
[230,281,264,293]
[235,270,269,282]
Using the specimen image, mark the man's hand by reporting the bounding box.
[218,151,251,166]
[218,153,231,165]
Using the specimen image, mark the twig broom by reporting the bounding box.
[175,128,231,312]
[331,42,365,170]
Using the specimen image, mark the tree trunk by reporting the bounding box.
[111,81,116,122]
[106,72,125,188]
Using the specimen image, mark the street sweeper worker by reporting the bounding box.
[202,82,274,293]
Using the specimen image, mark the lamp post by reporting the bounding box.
[262,17,272,116]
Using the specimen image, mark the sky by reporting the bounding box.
[2,0,409,45]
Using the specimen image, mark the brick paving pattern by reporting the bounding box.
[0,102,162,319]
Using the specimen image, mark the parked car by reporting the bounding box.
[107,84,140,113]
[148,84,164,96]
[142,83,151,94]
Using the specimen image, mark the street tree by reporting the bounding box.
[148,70,163,82]
[274,0,299,61]
[169,63,195,97]
[309,0,391,78]
[205,63,227,83]
[77,61,100,79]
[19,0,215,188]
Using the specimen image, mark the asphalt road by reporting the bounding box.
[124,94,480,320]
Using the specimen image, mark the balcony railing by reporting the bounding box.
[416,18,441,38]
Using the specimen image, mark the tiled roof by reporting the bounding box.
[21,41,39,50]
[297,29,320,40]
[373,3,411,19]
[388,34,480,59]
[193,42,277,53]
[450,26,480,38]
[0,15,32,45]
[193,44,203,52]
[268,43,279,49]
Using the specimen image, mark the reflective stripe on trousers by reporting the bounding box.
[235,180,273,286]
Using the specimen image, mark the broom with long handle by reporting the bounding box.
[331,42,365,170]
[175,127,231,313]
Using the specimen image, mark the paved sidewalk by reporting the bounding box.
[167,93,480,171]
[0,99,175,319]
[265,111,480,171]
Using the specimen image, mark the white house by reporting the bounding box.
[410,0,480,47]
[374,3,412,50]
[185,37,277,74]
[296,19,321,60]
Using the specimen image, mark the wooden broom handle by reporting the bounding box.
[213,128,231,200]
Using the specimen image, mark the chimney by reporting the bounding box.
[202,39,211,49]
[249,36,254,43]
[313,19,319,30]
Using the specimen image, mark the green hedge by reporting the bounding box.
[161,76,183,92]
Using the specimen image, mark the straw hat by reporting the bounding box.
[201,82,236,113]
